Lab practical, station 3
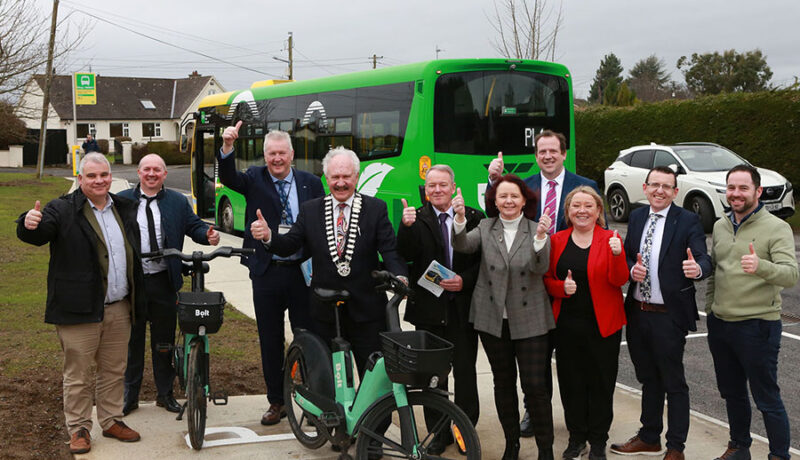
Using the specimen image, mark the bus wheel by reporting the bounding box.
[218,198,234,234]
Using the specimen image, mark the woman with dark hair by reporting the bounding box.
[453,174,555,460]
[543,185,627,460]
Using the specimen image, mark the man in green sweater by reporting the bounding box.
[706,164,798,460]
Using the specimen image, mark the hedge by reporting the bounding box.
[131,141,190,165]
[575,90,800,193]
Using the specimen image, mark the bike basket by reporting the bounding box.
[379,330,453,387]
[176,292,225,334]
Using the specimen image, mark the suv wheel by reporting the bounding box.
[687,195,715,233]
[607,188,630,222]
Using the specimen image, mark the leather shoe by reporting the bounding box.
[713,441,751,460]
[589,444,607,460]
[502,439,520,460]
[102,420,141,442]
[519,410,534,437]
[610,434,663,455]
[260,403,286,425]
[69,427,91,454]
[663,448,685,460]
[122,400,138,416]
[156,394,181,413]
[427,430,454,455]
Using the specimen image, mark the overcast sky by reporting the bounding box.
[48,0,800,99]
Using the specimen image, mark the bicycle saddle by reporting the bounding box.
[313,287,350,303]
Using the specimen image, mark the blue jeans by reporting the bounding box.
[707,313,790,459]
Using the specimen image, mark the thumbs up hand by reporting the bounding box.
[206,225,220,246]
[400,198,416,227]
[24,200,43,230]
[452,188,466,222]
[608,229,622,256]
[250,208,271,241]
[682,247,701,278]
[564,269,577,295]
[741,242,759,274]
[488,151,504,182]
[536,207,552,239]
[221,120,242,155]
[632,252,647,282]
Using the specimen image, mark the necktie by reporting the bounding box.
[640,213,662,302]
[544,180,558,234]
[276,180,293,225]
[336,203,348,256]
[439,213,451,269]
[145,196,159,253]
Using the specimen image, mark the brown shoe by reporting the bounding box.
[69,427,91,454]
[102,420,141,442]
[610,435,663,456]
[664,448,685,460]
[261,403,286,426]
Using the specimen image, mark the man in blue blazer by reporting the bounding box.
[610,166,711,460]
[488,129,602,438]
[120,154,220,416]
[217,123,325,425]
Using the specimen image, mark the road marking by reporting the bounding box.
[698,310,800,341]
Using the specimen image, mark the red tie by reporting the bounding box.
[545,180,557,234]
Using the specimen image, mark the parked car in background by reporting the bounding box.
[604,142,794,232]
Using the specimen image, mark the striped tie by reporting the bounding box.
[545,180,557,234]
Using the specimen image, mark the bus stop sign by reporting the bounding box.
[75,73,96,105]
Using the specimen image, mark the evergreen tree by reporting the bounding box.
[589,53,623,104]
[677,49,772,95]
[627,55,671,102]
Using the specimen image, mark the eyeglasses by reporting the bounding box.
[646,182,675,191]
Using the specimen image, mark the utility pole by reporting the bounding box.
[435,45,444,60]
[37,0,59,179]
[287,32,293,80]
[371,54,383,69]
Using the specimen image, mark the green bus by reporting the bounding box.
[188,58,576,232]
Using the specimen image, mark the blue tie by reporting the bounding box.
[276,180,293,225]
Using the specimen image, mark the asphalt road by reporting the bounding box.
[607,220,800,450]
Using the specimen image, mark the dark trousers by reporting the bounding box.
[555,316,621,448]
[707,313,790,459]
[626,307,689,452]
[479,321,553,447]
[416,301,480,425]
[124,271,177,402]
[252,264,312,405]
[312,311,384,378]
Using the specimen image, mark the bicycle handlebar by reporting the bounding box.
[142,246,255,261]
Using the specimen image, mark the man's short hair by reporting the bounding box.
[426,164,455,182]
[322,146,360,177]
[726,164,761,188]
[263,130,293,152]
[534,130,567,153]
[138,153,166,170]
[79,152,110,173]
[646,165,678,187]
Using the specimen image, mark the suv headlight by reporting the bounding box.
[709,181,726,194]
[787,181,793,193]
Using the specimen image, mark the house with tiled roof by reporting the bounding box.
[16,72,224,163]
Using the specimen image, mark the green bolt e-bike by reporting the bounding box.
[283,270,481,460]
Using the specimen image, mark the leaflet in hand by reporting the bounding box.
[417,260,456,297]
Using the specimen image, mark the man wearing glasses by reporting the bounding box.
[610,166,711,460]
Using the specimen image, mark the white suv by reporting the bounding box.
[604,142,794,232]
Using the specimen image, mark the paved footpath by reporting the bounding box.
[76,231,790,459]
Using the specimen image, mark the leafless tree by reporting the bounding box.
[0,0,86,117]
[488,0,564,61]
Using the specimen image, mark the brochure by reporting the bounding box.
[417,260,456,297]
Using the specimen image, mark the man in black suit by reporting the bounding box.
[397,164,484,454]
[488,130,602,439]
[251,146,407,375]
[610,166,711,460]
[217,122,324,425]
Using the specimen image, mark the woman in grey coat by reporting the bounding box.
[453,174,555,460]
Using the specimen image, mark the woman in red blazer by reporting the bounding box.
[543,186,628,460]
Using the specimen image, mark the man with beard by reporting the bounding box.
[705,164,797,460]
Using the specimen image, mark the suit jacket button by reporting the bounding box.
[488,281,493,286]
[490,296,494,301]
[520,272,525,276]
[523,301,527,306]
[490,265,495,271]
[521,286,527,291]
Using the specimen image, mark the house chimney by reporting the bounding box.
[189,70,200,77]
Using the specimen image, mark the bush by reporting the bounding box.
[575,90,800,193]
[96,139,110,154]
[0,101,26,149]
[130,141,190,165]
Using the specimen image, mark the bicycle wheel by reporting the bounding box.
[355,390,480,459]
[283,347,328,449]
[186,338,207,450]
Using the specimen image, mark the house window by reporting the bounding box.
[110,122,131,138]
[123,123,129,137]
[77,123,97,138]
[140,100,156,110]
[143,122,161,138]
[208,89,216,95]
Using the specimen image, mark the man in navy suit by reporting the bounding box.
[488,129,601,438]
[251,146,407,376]
[610,166,711,460]
[217,122,324,426]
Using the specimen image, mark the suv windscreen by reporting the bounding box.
[434,70,570,155]
[672,145,745,172]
